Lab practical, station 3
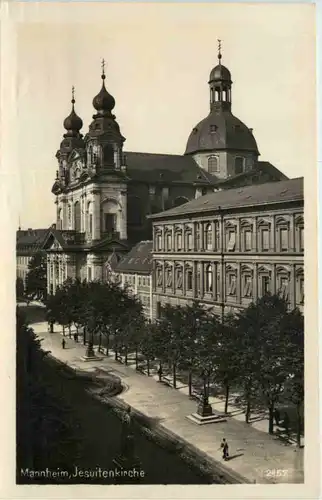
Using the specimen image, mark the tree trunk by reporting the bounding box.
[268,405,274,434]
[296,402,302,447]
[147,358,150,377]
[115,346,118,361]
[135,347,138,370]
[125,347,128,366]
[188,370,192,397]
[173,363,176,389]
[68,325,72,338]
[105,333,109,356]
[158,361,162,382]
[224,382,229,414]
[98,331,102,353]
[83,327,86,345]
[245,397,251,423]
[62,325,65,336]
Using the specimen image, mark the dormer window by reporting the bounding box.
[210,124,217,133]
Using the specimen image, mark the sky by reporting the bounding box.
[8,2,316,228]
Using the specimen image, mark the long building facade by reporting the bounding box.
[149,178,304,319]
[43,48,287,295]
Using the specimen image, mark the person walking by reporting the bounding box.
[220,438,229,461]
[61,338,66,349]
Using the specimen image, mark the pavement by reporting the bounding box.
[30,316,304,485]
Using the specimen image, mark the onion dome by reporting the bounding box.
[63,87,83,136]
[92,60,115,115]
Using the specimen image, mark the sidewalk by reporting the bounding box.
[34,320,304,484]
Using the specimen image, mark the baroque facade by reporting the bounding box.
[43,48,287,294]
[149,178,304,319]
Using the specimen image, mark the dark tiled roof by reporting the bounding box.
[124,152,217,184]
[115,240,153,274]
[149,177,303,220]
[16,228,49,248]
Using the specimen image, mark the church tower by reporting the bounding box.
[185,41,259,179]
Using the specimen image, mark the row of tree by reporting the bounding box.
[45,279,304,446]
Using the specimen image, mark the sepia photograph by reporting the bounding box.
[0,1,319,498]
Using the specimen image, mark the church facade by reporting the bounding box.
[44,50,287,295]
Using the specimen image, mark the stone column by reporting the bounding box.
[182,262,186,296]
[271,215,276,252]
[162,261,165,293]
[253,263,258,301]
[172,263,176,295]
[212,221,216,251]
[212,263,217,300]
[237,263,241,304]
[119,188,127,240]
[92,191,101,241]
[192,222,196,251]
[271,264,276,295]
[200,261,204,298]
[192,261,197,298]
[291,265,296,310]
[200,223,204,252]
[253,217,258,252]
[236,219,241,252]
[290,215,295,252]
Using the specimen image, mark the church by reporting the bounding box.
[43,47,287,295]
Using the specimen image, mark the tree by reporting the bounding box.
[16,307,82,478]
[25,251,47,302]
[16,277,25,300]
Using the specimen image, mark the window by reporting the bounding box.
[279,228,288,252]
[156,233,162,251]
[187,232,193,251]
[205,224,212,250]
[103,144,114,164]
[88,267,92,282]
[166,232,172,251]
[156,267,163,286]
[226,230,236,251]
[228,274,236,296]
[235,157,244,175]
[165,267,173,287]
[210,125,217,133]
[68,205,72,223]
[243,275,252,297]
[261,229,269,251]
[205,265,212,292]
[299,277,304,304]
[244,230,252,251]
[208,156,219,174]
[176,267,183,289]
[278,277,289,300]
[261,275,270,296]
[299,227,304,252]
[186,268,193,290]
[104,214,116,233]
[176,232,182,251]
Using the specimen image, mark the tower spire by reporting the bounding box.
[217,39,222,64]
[101,58,106,82]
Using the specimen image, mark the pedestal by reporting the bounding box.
[197,399,213,417]
[80,341,103,362]
[186,413,227,425]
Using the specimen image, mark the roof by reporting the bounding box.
[149,177,303,220]
[124,152,217,184]
[258,161,289,181]
[42,229,128,253]
[16,228,49,249]
[115,240,153,274]
[185,109,259,156]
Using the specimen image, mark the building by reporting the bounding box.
[16,228,49,285]
[113,241,153,320]
[149,178,304,319]
[43,48,287,294]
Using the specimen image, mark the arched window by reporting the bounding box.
[235,157,244,175]
[87,202,93,235]
[205,224,212,250]
[186,267,193,291]
[205,265,212,292]
[208,156,219,174]
[166,232,172,251]
[74,201,81,232]
[103,144,114,165]
[176,231,182,251]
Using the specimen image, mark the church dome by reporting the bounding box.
[63,108,83,134]
[63,88,83,136]
[185,110,259,155]
[209,64,231,83]
[92,74,115,114]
